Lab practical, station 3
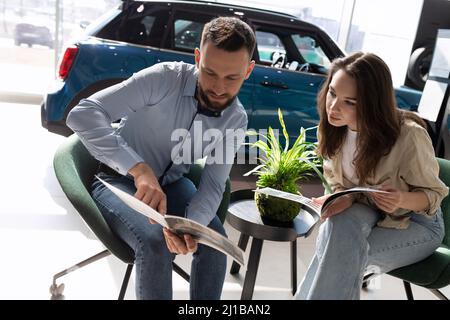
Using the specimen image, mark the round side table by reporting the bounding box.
[226,189,320,300]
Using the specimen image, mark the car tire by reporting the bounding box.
[407,46,433,90]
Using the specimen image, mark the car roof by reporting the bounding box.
[112,0,343,57]
[121,0,320,31]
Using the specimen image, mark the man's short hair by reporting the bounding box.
[201,16,256,59]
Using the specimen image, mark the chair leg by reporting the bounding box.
[50,249,111,299]
[430,289,448,300]
[173,262,190,282]
[403,281,414,300]
[118,264,134,300]
[362,273,375,289]
[116,261,189,300]
[241,238,264,300]
[290,239,297,296]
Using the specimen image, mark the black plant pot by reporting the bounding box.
[255,191,302,222]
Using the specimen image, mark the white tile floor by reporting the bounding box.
[0,101,448,300]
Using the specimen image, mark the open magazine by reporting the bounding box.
[255,187,388,216]
[96,176,245,267]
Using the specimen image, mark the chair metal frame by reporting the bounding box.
[50,250,190,300]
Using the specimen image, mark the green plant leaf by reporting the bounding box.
[246,129,268,141]
[277,108,289,152]
[243,164,266,176]
[251,140,270,154]
[244,110,327,199]
[297,156,332,194]
[267,127,281,168]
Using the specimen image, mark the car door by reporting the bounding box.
[249,22,333,142]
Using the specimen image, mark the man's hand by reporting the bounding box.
[128,162,167,223]
[163,228,198,254]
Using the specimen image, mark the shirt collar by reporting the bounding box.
[194,85,224,117]
[183,66,198,97]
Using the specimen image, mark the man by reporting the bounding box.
[66,17,255,299]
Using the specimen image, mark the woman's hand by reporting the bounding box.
[370,186,404,214]
[313,193,354,220]
[371,186,430,214]
[311,194,330,205]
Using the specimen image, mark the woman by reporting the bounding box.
[295,52,448,300]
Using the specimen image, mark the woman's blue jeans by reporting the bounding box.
[91,173,227,300]
[295,203,445,300]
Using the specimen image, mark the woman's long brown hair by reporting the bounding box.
[317,52,425,183]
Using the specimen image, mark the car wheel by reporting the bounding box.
[407,46,433,90]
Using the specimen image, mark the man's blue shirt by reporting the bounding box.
[67,61,247,225]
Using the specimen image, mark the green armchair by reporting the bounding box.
[385,158,450,300]
[50,134,230,299]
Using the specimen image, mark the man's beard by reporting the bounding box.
[197,83,236,112]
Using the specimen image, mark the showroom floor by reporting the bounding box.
[0,99,447,300]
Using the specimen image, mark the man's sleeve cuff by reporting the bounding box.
[109,146,145,176]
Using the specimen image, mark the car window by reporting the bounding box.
[255,31,286,65]
[96,3,169,47]
[253,22,332,74]
[174,19,205,52]
[291,34,331,68]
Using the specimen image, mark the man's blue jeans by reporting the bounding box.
[91,173,227,300]
[295,203,445,300]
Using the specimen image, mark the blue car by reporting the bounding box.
[41,0,422,142]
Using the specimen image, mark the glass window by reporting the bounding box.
[173,19,205,52]
[291,34,331,67]
[347,0,423,86]
[121,15,156,45]
[255,31,286,64]
[98,4,169,47]
[221,0,345,41]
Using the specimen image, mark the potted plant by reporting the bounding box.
[245,109,330,222]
